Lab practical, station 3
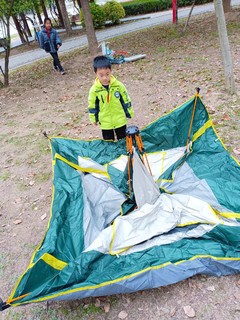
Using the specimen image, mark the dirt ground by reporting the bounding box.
[0,11,240,320]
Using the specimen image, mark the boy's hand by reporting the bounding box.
[93,122,98,126]
[57,44,60,49]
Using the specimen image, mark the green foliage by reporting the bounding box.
[122,0,171,15]
[80,3,106,29]
[122,0,212,16]
[103,1,125,25]
[0,0,40,18]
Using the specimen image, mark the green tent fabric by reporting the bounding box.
[2,94,240,309]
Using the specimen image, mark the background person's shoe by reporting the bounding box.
[53,66,60,72]
[60,70,66,75]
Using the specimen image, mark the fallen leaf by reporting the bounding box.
[29,180,35,186]
[207,105,216,114]
[206,286,215,291]
[233,148,240,155]
[95,298,101,307]
[183,305,195,318]
[13,219,22,225]
[222,113,230,121]
[234,292,240,300]
[170,307,176,316]
[104,303,110,313]
[118,310,128,319]
[41,213,47,221]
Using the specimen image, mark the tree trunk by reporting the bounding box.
[76,0,81,9]
[40,0,48,19]
[34,3,43,25]
[4,46,10,86]
[80,0,99,56]
[12,15,26,44]
[20,13,32,37]
[223,0,231,12]
[214,0,235,94]
[182,0,196,33]
[55,0,65,27]
[3,18,11,86]
[58,0,72,35]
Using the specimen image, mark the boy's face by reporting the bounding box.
[45,20,52,30]
[96,68,111,86]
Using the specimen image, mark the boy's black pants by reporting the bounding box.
[50,52,64,71]
[102,125,126,141]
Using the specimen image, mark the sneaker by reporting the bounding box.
[53,66,59,72]
[60,70,66,75]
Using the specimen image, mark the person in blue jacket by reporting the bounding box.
[39,18,65,75]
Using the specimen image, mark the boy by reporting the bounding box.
[39,18,65,75]
[88,56,134,140]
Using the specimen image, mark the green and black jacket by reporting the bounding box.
[88,75,134,130]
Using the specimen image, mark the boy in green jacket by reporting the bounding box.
[88,56,134,140]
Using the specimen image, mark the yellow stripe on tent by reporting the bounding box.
[55,153,110,179]
[192,119,212,142]
[41,253,67,271]
[11,254,240,306]
[217,212,240,219]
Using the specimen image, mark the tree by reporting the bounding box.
[57,0,72,35]
[214,0,235,94]
[79,0,99,56]
[33,0,43,25]
[0,0,40,86]
[0,0,15,86]
[223,0,231,13]
[40,0,48,19]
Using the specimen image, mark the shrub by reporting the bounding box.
[122,0,171,16]
[122,0,213,16]
[103,1,126,25]
[80,3,106,29]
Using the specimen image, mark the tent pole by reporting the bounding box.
[185,87,200,151]
[126,126,153,194]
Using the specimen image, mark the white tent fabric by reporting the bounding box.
[132,147,160,208]
[81,149,240,255]
[109,146,187,181]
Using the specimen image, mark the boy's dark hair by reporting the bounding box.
[44,18,51,26]
[93,56,111,73]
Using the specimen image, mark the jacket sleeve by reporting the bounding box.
[39,31,45,49]
[119,83,134,119]
[88,87,99,123]
[55,31,62,46]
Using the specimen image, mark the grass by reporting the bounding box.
[0,254,5,276]
[0,171,10,181]
[37,139,51,155]
[82,303,103,316]
[13,178,29,191]
[35,171,52,183]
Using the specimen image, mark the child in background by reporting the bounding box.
[88,56,134,141]
[39,18,65,75]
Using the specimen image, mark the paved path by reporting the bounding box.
[1,1,240,71]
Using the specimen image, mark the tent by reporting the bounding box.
[1,92,240,311]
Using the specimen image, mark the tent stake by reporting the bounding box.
[0,298,10,311]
